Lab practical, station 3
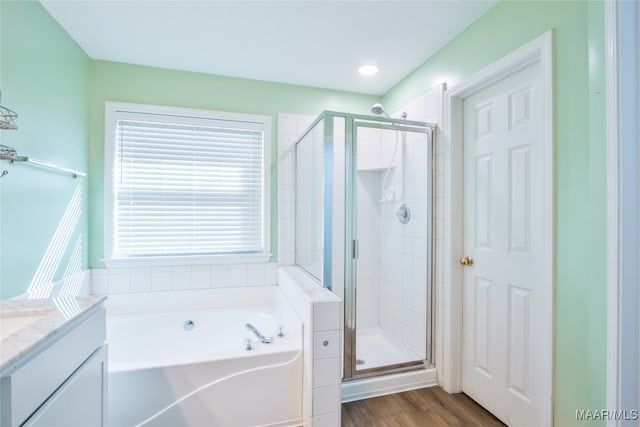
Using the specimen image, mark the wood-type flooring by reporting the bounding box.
[342,386,506,427]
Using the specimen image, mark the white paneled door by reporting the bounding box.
[461,61,547,426]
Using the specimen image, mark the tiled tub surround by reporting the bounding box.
[91,262,278,294]
[105,285,303,427]
[278,267,342,427]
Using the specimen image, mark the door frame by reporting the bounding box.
[441,30,554,423]
[605,2,640,424]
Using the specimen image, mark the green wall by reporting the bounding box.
[88,61,378,267]
[0,1,90,298]
[0,1,608,423]
[382,1,607,425]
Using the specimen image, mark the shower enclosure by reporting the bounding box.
[294,111,435,379]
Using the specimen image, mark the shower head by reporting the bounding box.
[371,103,407,120]
[371,103,390,118]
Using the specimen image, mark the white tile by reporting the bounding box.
[109,269,131,294]
[436,196,444,220]
[312,411,341,427]
[281,202,295,219]
[265,263,278,284]
[278,149,294,168]
[313,357,341,388]
[191,265,211,289]
[297,116,315,134]
[436,218,444,240]
[211,265,230,288]
[436,262,444,284]
[312,385,340,416]
[171,266,192,290]
[280,252,295,266]
[281,184,295,202]
[280,168,294,186]
[151,266,172,291]
[130,268,152,293]
[278,115,298,135]
[313,302,340,331]
[278,134,297,152]
[358,309,379,328]
[247,263,266,286]
[91,269,108,295]
[228,264,248,286]
[313,330,340,359]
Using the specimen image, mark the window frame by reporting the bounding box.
[103,101,272,268]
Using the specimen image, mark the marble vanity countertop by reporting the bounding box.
[0,295,106,373]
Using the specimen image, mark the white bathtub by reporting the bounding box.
[106,286,303,427]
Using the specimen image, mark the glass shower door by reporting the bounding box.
[346,119,433,377]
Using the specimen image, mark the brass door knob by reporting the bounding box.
[459,256,474,266]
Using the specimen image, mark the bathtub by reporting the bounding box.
[106,286,303,427]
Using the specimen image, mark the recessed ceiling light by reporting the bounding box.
[358,65,379,76]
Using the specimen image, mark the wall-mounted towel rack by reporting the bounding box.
[0,144,86,178]
[0,91,18,130]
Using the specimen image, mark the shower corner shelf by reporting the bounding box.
[357,165,396,173]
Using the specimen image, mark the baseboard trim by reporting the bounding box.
[341,367,438,403]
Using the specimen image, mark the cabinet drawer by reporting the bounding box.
[24,345,106,427]
[3,307,106,427]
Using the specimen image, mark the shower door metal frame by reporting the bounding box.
[343,114,436,380]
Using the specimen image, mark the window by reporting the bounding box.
[104,102,271,266]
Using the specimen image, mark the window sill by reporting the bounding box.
[103,254,272,269]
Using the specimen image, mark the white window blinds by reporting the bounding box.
[110,108,269,259]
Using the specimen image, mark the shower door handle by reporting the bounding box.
[459,256,474,266]
[353,239,359,260]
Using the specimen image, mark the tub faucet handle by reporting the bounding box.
[278,326,285,337]
[245,323,273,344]
[244,338,254,351]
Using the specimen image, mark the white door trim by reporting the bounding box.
[606,2,640,425]
[441,30,554,423]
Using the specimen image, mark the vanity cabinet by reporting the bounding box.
[24,346,106,427]
[0,304,106,427]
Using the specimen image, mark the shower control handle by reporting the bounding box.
[459,256,474,266]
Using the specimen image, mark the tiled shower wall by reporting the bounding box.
[355,171,381,328]
[351,86,444,361]
[377,125,430,358]
[277,113,316,267]
[389,85,445,371]
[294,121,325,279]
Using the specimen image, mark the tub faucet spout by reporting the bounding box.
[245,323,273,344]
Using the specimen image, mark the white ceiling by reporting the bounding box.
[40,1,497,95]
